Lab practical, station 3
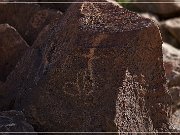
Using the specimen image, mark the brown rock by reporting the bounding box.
[0,3,62,45]
[0,24,28,82]
[163,42,180,88]
[1,0,171,132]
[132,0,180,18]
[163,43,180,110]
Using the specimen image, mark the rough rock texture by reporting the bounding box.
[172,109,180,131]
[0,3,62,45]
[137,13,179,48]
[1,0,171,132]
[0,110,36,133]
[0,24,29,82]
[162,43,180,132]
[163,42,180,111]
[133,0,180,18]
[161,18,180,46]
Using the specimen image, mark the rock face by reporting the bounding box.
[161,18,180,46]
[1,0,171,132]
[0,24,29,82]
[0,3,62,45]
[133,0,180,17]
[163,42,180,111]
[0,110,36,133]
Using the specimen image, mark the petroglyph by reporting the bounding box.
[63,69,95,97]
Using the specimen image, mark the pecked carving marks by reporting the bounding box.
[62,54,97,98]
[63,34,107,98]
[115,69,154,132]
[63,70,94,97]
[79,1,153,33]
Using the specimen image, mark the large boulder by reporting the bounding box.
[0,3,62,45]
[0,24,29,82]
[1,0,171,132]
[132,0,180,18]
[0,110,36,133]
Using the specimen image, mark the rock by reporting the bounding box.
[162,42,180,132]
[0,24,29,82]
[171,109,180,131]
[163,43,180,110]
[132,0,180,18]
[1,0,171,132]
[163,42,180,88]
[0,3,62,45]
[160,23,180,48]
[0,110,36,133]
[161,18,180,47]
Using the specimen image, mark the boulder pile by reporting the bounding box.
[0,0,173,133]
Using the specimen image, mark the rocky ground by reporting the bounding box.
[0,0,179,134]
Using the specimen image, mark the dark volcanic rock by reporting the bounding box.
[0,3,62,45]
[1,0,171,132]
[0,110,36,134]
[0,24,28,82]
